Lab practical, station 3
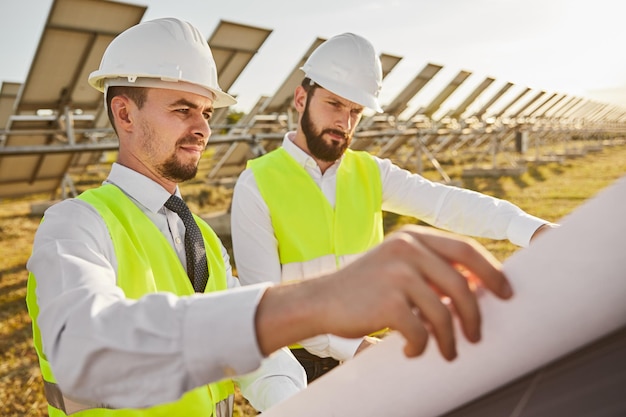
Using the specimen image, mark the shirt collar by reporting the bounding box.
[105,163,179,213]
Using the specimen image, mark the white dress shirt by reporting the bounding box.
[27,163,305,410]
[231,132,548,360]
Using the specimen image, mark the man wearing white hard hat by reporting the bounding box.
[231,32,557,382]
[26,17,516,416]
[26,18,308,417]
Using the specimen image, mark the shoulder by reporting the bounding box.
[33,197,109,247]
[234,168,258,189]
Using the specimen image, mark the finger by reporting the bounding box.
[397,233,479,348]
[383,233,462,359]
[386,301,430,358]
[402,226,512,300]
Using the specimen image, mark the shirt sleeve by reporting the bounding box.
[377,157,547,247]
[298,334,363,361]
[27,199,268,409]
[226,277,306,410]
[233,347,307,411]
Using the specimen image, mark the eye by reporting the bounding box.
[327,100,342,109]
[203,111,212,121]
[176,108,190,114]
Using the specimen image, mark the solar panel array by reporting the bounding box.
[0,0,146,198]
[1,0,625,199]
[1,0,625,413]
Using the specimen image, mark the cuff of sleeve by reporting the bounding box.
[183,283,272,386]
[234,347,306,411]
[507,214,548,247]
[328,335,364,361]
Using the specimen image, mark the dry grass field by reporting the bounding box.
[1,142,625,416]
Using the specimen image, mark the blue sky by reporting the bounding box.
[1,0,625,118]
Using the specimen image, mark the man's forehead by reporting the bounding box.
[149,87,214,109]
[315,87,364,111]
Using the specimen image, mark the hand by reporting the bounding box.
[256,225,512,362]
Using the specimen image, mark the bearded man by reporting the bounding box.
[230,32,555,383]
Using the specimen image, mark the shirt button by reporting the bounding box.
[175,237,182,244]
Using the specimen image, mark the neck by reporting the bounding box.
[292,130,336,174]
[116,156,177,194]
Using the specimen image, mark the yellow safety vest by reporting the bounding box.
[26,184,234,417]
[248,147,384,266]
[249,148,385,348]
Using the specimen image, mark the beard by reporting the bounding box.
[158,142,199,183]
[301,104,350,162]
[140,120,201,182]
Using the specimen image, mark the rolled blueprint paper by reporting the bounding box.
[264,175,626,417]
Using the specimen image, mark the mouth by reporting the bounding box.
[178,137,205,151]
[178,144,205,157]
[324,129,348,143]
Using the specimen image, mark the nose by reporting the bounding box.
[336,109,353,132]
[192,115,211,139]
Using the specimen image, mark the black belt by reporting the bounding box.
[290,348,340,384]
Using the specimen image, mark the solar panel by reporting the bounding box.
[206,137,267,184]
[420,70,472,119]
[602,107,626,123]
[207,20,273,128]
[538,95,572,119]
[492,87,532,119]
[530,93,566,119]
[586,103,613,122]
[351,63,442,151]
[374,70,472,163]
[442,326,626,417]
[508,90,546,119]
[0,82,21,130]
[551,97,584,120]
[205,30,319,184]
[519,92,556,119]
[472,82,514,120]
[379,52,403,79]
[382,63,443,118]
[261,37,327,116]
[205,95,272,183]
[0,0,146,199]
[446,76,495,120]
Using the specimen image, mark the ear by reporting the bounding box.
[110,95,134,133]
[293,85,308,113]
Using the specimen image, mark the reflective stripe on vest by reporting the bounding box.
[26,184,234,416]
[248,147,383,265]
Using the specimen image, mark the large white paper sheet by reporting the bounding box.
[264,175,626,417]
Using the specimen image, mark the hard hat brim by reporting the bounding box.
[89,74,237,109]
[307,72,383,113]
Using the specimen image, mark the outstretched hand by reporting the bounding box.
[256,225,513,361]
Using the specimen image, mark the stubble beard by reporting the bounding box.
[159,146,199,183]
[142,121,200,183]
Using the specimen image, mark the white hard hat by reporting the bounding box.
[89,18,236,108]
[301,33,383,112]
